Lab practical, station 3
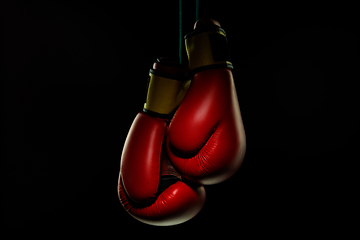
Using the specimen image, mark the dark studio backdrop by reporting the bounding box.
[4,0,359,236]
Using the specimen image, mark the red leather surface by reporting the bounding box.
[166,68,246,185]
[120,111,166,203]
[118,177,206,226]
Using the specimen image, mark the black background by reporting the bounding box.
[4,0,359,237]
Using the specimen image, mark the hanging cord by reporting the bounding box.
[179,0,200,65]
[196,0,200,22]
[179,0,183,64]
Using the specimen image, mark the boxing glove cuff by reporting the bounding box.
[143,67,191,118]
[185,24,233,74]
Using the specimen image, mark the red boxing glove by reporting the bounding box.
[166,19,246,185]
[118,59,206,226]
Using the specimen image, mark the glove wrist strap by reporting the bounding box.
[185,25,233,74]
[143,68,190,118]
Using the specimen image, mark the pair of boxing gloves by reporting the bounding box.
[118,19,246,226]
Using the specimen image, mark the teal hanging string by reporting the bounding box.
[179,0,200,64]
[196,0,200,21]
[179,0,183,64]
